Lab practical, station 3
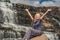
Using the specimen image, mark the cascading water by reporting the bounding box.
[0,2,22,40]
[0,2,17,28]
[44,32,59,40]
[52,18,60,26]
[0,2,29,31]
[0,2,30,40]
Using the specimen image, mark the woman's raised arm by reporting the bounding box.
[40,9,52,19]
[25,9,34,21]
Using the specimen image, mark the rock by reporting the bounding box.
[30,34,48,40]
[0,10,4,23]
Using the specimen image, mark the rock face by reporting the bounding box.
[0,10,4,23]
[30,34,48,40]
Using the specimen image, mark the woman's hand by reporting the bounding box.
[40,9,52,19]
[25,9,29,12]
[47,9,52,11]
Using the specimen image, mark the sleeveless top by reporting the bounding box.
[33,19,42,30]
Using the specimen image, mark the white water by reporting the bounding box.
[0,2,16,24]
[44,32,59,40]
[52,18,60,26]
[0,2,30,32]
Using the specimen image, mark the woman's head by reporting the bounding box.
[34,13,41,20]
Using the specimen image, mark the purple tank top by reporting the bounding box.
[33,19,42,30]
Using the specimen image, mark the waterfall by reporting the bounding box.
[0,2,22,39]
[0,2,31,40]
[0,2,30,32]
[44,32,59,40]
[0,2,17,27]
[52,18,60,26]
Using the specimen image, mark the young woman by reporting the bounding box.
[22,9,52,40]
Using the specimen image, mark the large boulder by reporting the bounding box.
[30,34,48,40]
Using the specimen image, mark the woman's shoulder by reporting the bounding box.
[38,19,42,22]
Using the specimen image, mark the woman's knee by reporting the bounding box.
[27,28,33,33]
[29,28,33,31]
